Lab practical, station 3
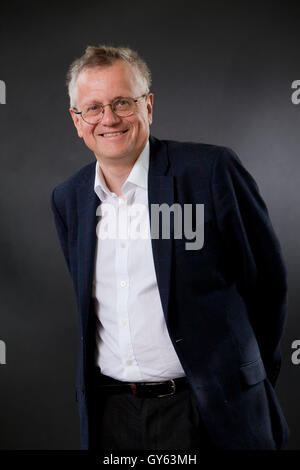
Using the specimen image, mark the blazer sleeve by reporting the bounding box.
[211,147,288,387]
[51,187,71,275]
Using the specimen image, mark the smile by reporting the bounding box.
[99,130,128,137]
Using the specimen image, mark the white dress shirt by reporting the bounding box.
[92,140,186,382]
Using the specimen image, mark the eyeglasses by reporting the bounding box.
[73,94,148,125]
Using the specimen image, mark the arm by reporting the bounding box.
[51,187,71,275]
[212,147,288,387]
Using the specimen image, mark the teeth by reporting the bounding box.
[102,131,125,137]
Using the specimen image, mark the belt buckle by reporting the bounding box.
[157,379,176,398]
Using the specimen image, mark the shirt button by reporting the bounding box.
[120,242,126,248]
[126,360,132,366]
[122,319,127,325]
[120,280,127,287]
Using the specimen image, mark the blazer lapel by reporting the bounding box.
[76,163,99,337]
[148,135,174,326]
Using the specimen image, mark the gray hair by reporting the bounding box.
[67,45,152,107]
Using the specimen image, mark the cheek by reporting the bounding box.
[83,126,97,140]
[82,128,98,150]
[135,115,148,131]
[78,120,91,138]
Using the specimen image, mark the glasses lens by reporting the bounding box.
[82,104,103,124]
[113,98,134,116]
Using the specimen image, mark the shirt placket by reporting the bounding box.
[115,194,142,380]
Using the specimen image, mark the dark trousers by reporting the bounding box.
[90,380,215,451]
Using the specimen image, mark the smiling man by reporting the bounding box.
[51,45,289,451]
[70,61,153,192]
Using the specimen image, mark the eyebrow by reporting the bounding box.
[83,95,130,106]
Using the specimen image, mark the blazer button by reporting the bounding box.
[81,336,83,342]
[81,386,85,395]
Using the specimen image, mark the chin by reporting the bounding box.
[96,148,129,160]
[97,142,134,158]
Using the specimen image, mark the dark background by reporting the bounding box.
[0,0,299,450]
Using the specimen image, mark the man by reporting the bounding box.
[51,45,289,450]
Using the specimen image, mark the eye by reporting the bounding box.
[88,104,101,112]
[115,99,130,108]
[83,104,103,116]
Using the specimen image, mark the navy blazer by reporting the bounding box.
[51,135,289,450]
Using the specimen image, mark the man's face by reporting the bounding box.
[70,61,153,164]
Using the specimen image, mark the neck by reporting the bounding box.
[95,139,148,197]
[96,155,139,198]
[98,161,134,197]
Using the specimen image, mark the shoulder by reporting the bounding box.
[152,136,240,177]
[52,161,96,205]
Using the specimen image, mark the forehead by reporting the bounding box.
[75,61,144,104]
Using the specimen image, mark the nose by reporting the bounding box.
[100,104,121,126]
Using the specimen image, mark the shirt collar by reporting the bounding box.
[94,140,149,202]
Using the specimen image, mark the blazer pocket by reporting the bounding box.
[240,357,267,386]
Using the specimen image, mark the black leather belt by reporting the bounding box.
[94,373,189,398]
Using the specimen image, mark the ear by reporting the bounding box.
[147,93,154,125]
[69,108,84,138]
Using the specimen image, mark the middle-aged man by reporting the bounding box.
[51,45,289,451]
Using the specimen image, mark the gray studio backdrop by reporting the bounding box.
[0,0,299,449]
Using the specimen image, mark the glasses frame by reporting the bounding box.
[73,93,149,125]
